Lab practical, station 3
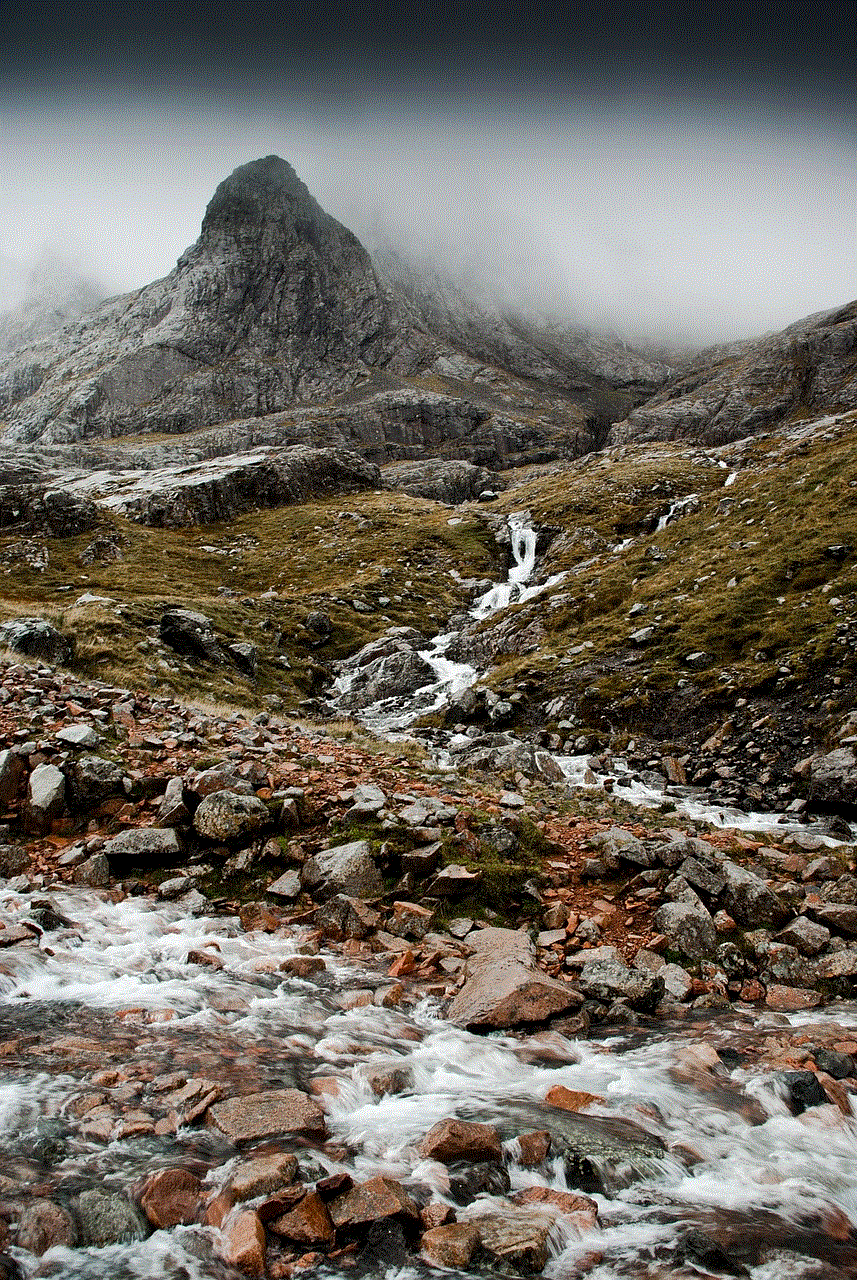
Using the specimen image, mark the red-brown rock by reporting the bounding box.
[270,1191,335,1245]
[419,1118,503,1164]
[220,1210,267,1277]
[329,1176,419,1228]
[421,1222,482,1267]
[139,1167,202,1228]
[513,1186,599,1231]
[207,1089,326,1143]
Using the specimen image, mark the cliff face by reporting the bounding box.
[0,157,437,445]
[610,301,857,445]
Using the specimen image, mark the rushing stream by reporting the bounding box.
[1,886,856,1278]
[2,511,856,1276]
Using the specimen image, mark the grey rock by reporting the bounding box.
[721,861,790,928]
[775,915,831,955]
[267,869,302,900]
[652,900,717,961]
[0,617,73,665]
[426,864,482,897]
[0,843,29,876]
[590,827,652,868]
[301,839,384,900]
[160,609,224,664]
[27,762,65,828]
[76,1189,147,1246]
[677,856,726,897]
[158,775,191,827]
[193,790,270,842]
[577,953,664,1011]
[73,852,110,886]
[612,300,857,446]
[385,458,503,504]
[0,749,24,806]
[103,826,181,864]
[55,723,101,748]
[64,754,125,809]
[315,893,380,940]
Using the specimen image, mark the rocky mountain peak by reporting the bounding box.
[197,155,354,254]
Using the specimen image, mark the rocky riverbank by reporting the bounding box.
[0,655,856,1277]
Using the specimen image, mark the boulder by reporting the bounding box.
[193,790,270,841]
[0,617,73,665]
[421,1222,482,1268]
[315,894,380,940]
[301,839,384,899]
[576,952,664,1011]
[269,1191,335,1245]
[27,762,65,830]
[158,776,191,827]
[64,754,125,809]
[230,1153,298,1201]
[76,1189,147,1246]
[16,1199,77,1255]
[329,1176,419,1229]
[463,1205,551,1273]
[138,1167,202,1228]
[652,900,717,961]
[0,749,24,807]
[220,1209,266,1277]
[419,1118,503,1164]
[103,826,181,864]
[267,869,302,900]
[721,861,790,928]
[159,609,224,663]
[803,747,857,808]
[207,1089,326,1144]
[448,927,582,1030]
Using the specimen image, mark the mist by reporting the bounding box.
[2,3,854,349]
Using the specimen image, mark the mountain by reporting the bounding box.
[0,254,103,357]
[611,300,857,444]
[0,157,666,465]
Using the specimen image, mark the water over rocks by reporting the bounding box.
[0,656,855,1276]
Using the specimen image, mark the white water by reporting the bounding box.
[655,493,700,532]
[555,754,850,843]
[0,887,855,1277]
[335,512,564,734]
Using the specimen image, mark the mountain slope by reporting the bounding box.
[611,300,857,444]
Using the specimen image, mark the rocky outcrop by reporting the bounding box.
[63,445,381,527]
[612,300,857,445]
[384,457,502,503]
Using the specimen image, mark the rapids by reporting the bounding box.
[1,886,856,1277]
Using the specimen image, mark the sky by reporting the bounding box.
[1,1,854,347]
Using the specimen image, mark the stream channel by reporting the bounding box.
[0,516,855,1278]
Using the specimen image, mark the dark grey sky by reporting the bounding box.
[2,1,854,344]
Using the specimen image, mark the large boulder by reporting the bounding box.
[301,839,384,900]
[801,747,857,809]
[27,762,65,831]
[721,861,790,929]
[64,754,126,809]
[0,617,73,665]
[193,790,271,842]
[103,826,181,865]
[448,927,582,1030]
[159,609,224,663]
[651,900,717,961]
[207,1089,326,1144]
